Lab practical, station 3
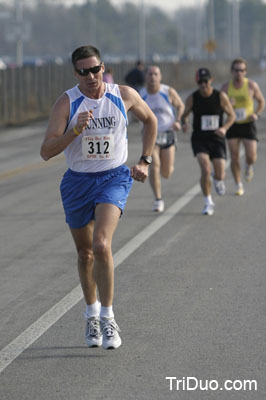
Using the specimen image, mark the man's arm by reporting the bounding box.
[40,94,93,161]
[249,80,265,120]
[215,91,236,137]
[169,87,185,131]
[181,94,193,133]
[119,85,157,182]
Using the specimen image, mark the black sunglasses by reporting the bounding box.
[75,63,102,76]
[197,78,208,84]
[233,68,246,73]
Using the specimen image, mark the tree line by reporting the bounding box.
[0,0,265,62]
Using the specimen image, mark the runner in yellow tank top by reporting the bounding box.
[221,58,265,196]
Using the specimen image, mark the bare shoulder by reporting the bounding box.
[248,79,259,90]
[118,84,138,101]
[219,90,229,101]
[220,82,229,92]
[51,92,70,115]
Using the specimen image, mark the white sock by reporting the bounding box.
[100,305,114,319]
[86,300,101,318]
[204,195,213,205]
[237,182,243,189]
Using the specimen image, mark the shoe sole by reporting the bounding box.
[86,338,103,348]
[102,338,122,350]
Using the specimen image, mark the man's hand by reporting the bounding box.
[130,163,149,183]
[75,110,94,134]
[215,127,226,137]
[172,121,182,131]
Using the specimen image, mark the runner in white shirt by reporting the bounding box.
[140,65,184,212]
[40,45,157,350]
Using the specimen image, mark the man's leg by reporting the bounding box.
[196,152,214,215]
[228,138,245,195]
[149,145,161,200]
[160,144,175,179]
[212,157,226,196]
[70,220,96,306]
[93,203,122,349]
[196,152,212,197]
[243,139,257,181]
[227,138,241,184]
[93,203,121,307]
[149,145,164,212]
[70,220,102,347]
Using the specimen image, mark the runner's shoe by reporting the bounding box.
[201,203,214,216]
[214,179,226,196]
[235,183,244,196]
[84,315,102,347]
[152,199,164,212]
[245,165,254,182]
[100,317,122,350]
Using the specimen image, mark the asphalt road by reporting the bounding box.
[1,79,266,399]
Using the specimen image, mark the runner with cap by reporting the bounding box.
[182,68,235,215]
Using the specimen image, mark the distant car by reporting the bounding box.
[23,56,44,66]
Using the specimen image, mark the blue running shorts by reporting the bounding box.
[60,165,133,229]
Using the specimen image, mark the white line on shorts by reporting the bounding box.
[0,152,241,374]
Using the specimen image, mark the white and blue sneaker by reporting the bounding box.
[100,317,122,350]
[214,179,226,196]
[84,315,102,347]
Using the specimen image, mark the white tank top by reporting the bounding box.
[64,83,128,172]
[140,84,175,131]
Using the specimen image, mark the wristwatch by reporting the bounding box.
[140,155,153,165]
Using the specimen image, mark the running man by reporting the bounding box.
[140,65,184,212]
[221,58,265,196]
[182,68,235,215]
[40,45,157,349]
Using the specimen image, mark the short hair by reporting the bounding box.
[231,57,247,71]
[71,45,101,68]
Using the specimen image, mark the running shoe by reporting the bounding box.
[84,315,102,347]
[245,165,254,182]
[152,199,165,212]
[214,179,226,196]
[100,317,122,350]
[201,203,214,216]
[235,184,244,196]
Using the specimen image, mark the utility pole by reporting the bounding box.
[232,0,240,56]
[139,0,146,62]
[15,0,23,66]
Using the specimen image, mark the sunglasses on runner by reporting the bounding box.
[75,63,102,76]
[233,68,246,73]
[197,78,208,84]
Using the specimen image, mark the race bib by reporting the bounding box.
[82,134,114,160]
[201,115,219,131]
[235,108,246,121]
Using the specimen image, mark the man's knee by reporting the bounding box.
[161,165,174,179]
[93,238,110,260]
[78,247,94,265]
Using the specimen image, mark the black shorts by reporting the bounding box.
[156,131,177,150]
[226,121,258,141]
[191,133,227,160]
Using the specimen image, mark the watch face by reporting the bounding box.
[141,155,152,164]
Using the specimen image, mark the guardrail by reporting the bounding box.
[0,59,262,127]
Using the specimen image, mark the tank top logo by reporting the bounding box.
[85,116,116,130]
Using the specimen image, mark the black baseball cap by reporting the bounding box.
[195,68,212,82]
